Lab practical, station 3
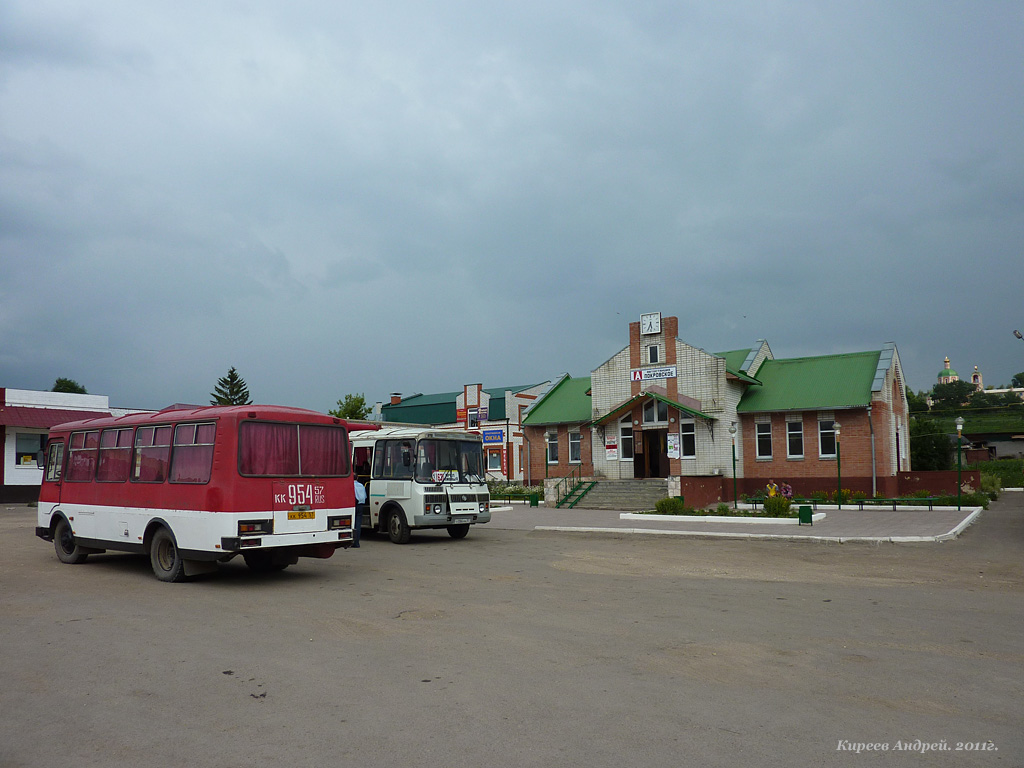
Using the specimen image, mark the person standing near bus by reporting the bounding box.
[353,478,367,547]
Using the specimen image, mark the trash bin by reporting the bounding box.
[798,505,813,525]
[529,493,539,507]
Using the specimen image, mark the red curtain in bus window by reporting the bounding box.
[134,426,172,482]
[299,425,349,476]
[239,422,299,476]
[97,428,132,482]
[66,431,100,482]
[170,423,216,483]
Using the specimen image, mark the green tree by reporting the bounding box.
[909,417,953,471]
[905,387,929,413]
[52,377,87,394]
[1012,372,1024,388]
[967,389,1001,410]
[329,393,369,419]
[210,367,252,405]
[929,380,974,413]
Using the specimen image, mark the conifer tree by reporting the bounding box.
[210,367,252,405]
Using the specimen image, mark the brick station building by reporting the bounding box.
[522,312,916,506]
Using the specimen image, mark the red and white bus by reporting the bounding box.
[35,404,356,582]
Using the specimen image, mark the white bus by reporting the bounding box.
[349,427,491,543]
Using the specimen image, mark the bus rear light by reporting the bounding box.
[239,520,273,535]
[240,538,262,548]
[327,515,351,530]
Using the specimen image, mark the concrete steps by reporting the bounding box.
[573,479,669,511]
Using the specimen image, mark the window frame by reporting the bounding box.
[546,432,559,464]
[487,449,502,471]
[755,421,773,460]
[786,419,804,459]
[619,416,634,461]
[568,430,582,464]
[679,421,696,459]
[818,418,837,459]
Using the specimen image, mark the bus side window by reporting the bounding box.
[44,442,64,483]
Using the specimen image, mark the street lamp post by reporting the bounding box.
[834,421,842,510]
[729,423,738,509]
[955,416,964,511]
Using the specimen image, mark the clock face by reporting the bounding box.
[640,312,661,335]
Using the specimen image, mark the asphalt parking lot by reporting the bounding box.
[2,496,1022,768]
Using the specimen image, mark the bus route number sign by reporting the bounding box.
[273,482,327,511]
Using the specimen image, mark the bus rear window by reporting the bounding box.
[239,422,349,477]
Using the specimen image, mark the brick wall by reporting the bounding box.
[524,424,594,483]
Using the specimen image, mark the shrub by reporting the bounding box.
[969,458,1024,488]
[762,495,792,517]
[851,491,868,501]
[828,488,852,504]
[654,497,694,515]
[979,473,1001,498]
[716,502,731,515]
[810,490,828,502]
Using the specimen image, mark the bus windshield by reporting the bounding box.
[414,439,484,484]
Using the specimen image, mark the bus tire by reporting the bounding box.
[149,527,186,583]
[53,517,89,564]
[387,509,411,544]
[446,524,470,539]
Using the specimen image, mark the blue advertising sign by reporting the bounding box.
[482,429,504,444]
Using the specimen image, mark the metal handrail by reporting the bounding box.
[554,465,582,506]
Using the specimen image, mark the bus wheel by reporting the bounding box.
[243,551,288,573]
[387,509,411,544]
[149,527,186,583]
[54,518,89,564]
[446,524,470,540]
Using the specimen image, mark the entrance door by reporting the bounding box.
[634,429,669,479]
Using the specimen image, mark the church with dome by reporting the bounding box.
[937,357,984,390]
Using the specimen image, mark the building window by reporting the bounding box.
[643,399,668,424]
[786,419,804,459]
[648,345,660,364]
[488,450,502,471]
[15,432,46,467]
[818,418,837,458]
[620,417,634,460]
[547,432,559,464]
[756,421,772,460]
[569,431,582,463]
[467,408,479,428]
[680,422,696,458]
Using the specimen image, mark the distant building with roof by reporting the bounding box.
[938,357,959,385]
[1,387,151,502]
[521,313,910,506]
[378,382,551,482]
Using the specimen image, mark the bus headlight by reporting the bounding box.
[479,502,488,512]
[433,504,443,514]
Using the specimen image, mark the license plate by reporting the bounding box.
[453,517,471,524]
[288,510,316,520]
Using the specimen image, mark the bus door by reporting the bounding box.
[42,439,65,505]
[370,439,414,524]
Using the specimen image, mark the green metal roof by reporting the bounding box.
[592,391,715,425]
[715,349,761,385]
[522,376,593,426]
[382,385,538,424]
[737,351,881,413]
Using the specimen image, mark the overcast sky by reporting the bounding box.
[2,1,1022,412]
